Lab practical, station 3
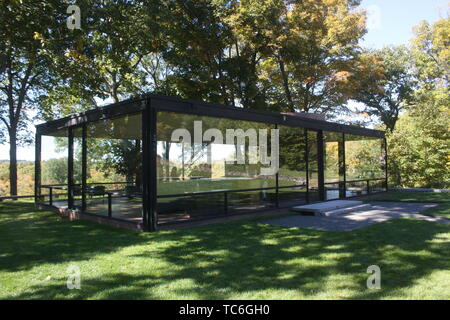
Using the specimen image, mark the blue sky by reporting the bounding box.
[360,0,448,48]
[0,0,448,161]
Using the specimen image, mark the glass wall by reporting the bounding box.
[156,111,277,222]
[40,128,69,206]
[345,134,386,196]
[73,127,83,209]
[278,125,307,206]
[323,131,344,200]
[307,130,320,202]
[84,113,142,222]
[36,101,387,229]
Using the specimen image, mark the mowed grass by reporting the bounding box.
[366,191,450,219]
[0,199,449,300]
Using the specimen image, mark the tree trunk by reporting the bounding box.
[134,140,142,188]
[163,141,171,181]
[278,56,294,112]
[391,159,402,187]
[9,129,17,198]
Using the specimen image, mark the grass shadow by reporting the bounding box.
[1,202,449,299]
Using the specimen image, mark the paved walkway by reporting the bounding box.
[262,202,450,232]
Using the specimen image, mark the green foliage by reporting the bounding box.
[412,18,450,88]
[350,46,417,131]
[279,126,306,173]
[386,17,450,188]
[1,1,447,193]
[345,139,384,180]
[96,139,142,186]
[42,158,68,185]
[388,88,450,188]
[0,161,34,196]
[0,0,75,195]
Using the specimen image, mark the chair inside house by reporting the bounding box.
[88,185,107,199]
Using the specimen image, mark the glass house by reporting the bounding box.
[35,95,387,231]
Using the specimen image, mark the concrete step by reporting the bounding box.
[320,203,372,216]
[291,200,364,215]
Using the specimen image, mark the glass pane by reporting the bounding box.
[345,134,385,196]
[307,130,320,202]
[73,127,83,209]
[324,131,344,200]
[346,180,368,197]
[369,179,386,193]
[278,125,307,206]
[156,111,277,223]
[345,134,385,180]
[40,128,68,207]
[85,113,142,223]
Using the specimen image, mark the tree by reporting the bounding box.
[41,0,163,119]
[256,0,367,113]
[412,17,450,88]
[387,88,450,188]
[350,46,417,131]
[0,0,69,196]
[96,139,142,187]
[160,0,235,105]
[42,158,69,185]
[163,0,367,112]
[387,16,450,187]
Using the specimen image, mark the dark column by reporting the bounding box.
[338,133,346,198]
[304,128,309,203]
[275,124,279,208]
[34,131,41,203]
[149,107,157,231]
[81,124,87,211]
[142,99,157,231]
[68,127,74,209]
[142,105,149,229]
[317,130,325,201]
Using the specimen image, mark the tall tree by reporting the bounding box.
[388,88,450,188]
[42,0,163,118]
[164,0,367,112]
[412,17,450,88]
[387,16,450,187]
[272,0,366,113]
[161,0,234,105]
[350,46,417,131]
[0,0,69,196]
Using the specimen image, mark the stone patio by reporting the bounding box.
[262,202,450,231]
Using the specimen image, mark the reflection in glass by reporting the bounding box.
[156,111,277,220]
[40,128,69,206]
[84,113,143,222]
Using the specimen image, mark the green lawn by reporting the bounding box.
[0,199,449,300]
[365,191,450,219]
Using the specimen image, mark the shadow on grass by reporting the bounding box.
[1,202,449,299]
[0,202,147,273]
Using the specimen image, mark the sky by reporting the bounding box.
[360,0,448,48]
[0,0,448,161]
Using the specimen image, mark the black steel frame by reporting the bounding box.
[35,94,386,231]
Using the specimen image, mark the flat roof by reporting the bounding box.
[36,94,385,138]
